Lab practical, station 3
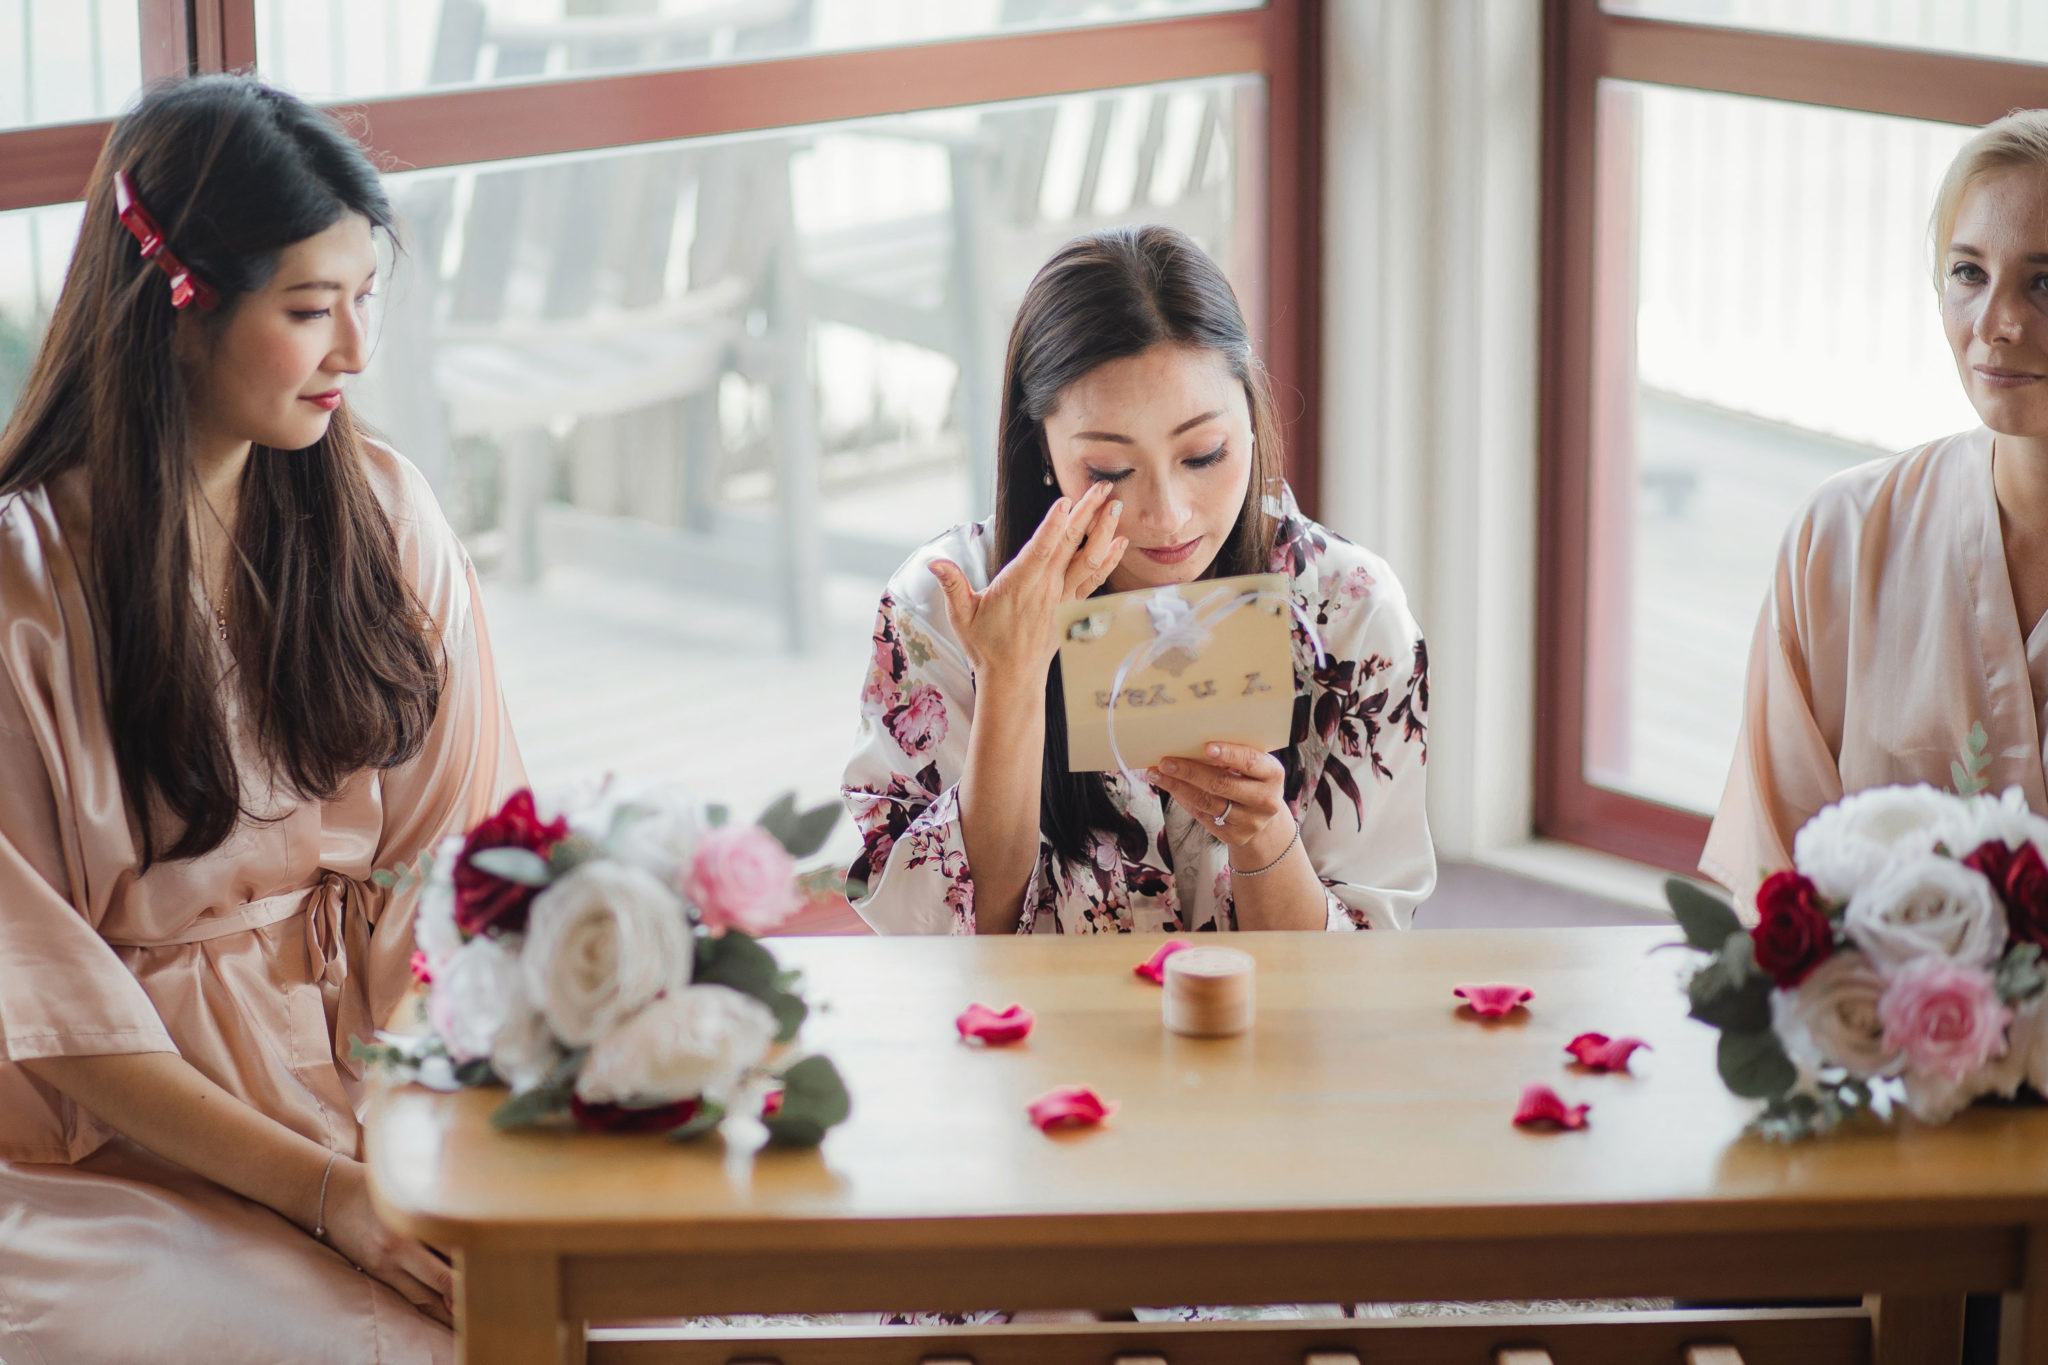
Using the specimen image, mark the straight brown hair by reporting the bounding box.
[0,75,441,865]
[992,226,1284,873]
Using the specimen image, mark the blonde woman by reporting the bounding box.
[1706,110,2048,904]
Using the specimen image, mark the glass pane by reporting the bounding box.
[0,0,145,131]
[1582,82,1976,814]
[342,76,1259,820]
[257,0,1260,103]
[1604,0,2048,65]
[0,200,84,423]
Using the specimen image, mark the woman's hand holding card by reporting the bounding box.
[929,482,1128,685]
[1150,741,1295,864]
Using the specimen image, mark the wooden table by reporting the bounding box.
[366,928,2048,1364]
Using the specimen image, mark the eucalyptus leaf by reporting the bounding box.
[371,868,398,889]
[774,1055,852,1131]
[1666,876,1744,952]
[695,930,780,998]
[765,989,808,1044]
[666,1100,726,1142]
[548,834,601,878]
[467,846,553,887]
[704,803,730,828]
[453,1058,496,1088]
[762,1115,829,1147]
[1717,1027,1797,1100]
[759,792,841,860]
[1686,950,1773,1033]
[1997,942,2048,1006]
[1954,721,1993,797]
[489,1085,570,1129]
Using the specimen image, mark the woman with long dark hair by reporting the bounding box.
[845,227,1432,934]
[0,76,521,1361]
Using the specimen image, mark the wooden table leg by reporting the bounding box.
[2020,1227,2048,1365]
[1871,1292,1966,1365]
[457,1249,576,1365]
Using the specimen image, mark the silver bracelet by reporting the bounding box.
[313,1149,339,1240]
[1230,822,1301,878]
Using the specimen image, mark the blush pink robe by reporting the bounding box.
[0,446,523,1364]
[1703,426,2048,907]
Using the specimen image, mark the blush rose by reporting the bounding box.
[683,825,802,935]
[1878,956,2011,1085]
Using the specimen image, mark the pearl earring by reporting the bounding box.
[1042,463,1054,488]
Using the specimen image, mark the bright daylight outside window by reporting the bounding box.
[0,1,1295,878]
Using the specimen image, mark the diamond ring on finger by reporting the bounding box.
[1213,800,1233,828]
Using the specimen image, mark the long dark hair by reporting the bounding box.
[992,225,1285,873]
[0,75,441,866]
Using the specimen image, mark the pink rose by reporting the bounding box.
[683,824,802,935]
[1878,956,2012,1083]
[885,683,948,755]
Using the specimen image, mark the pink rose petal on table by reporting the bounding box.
[1513,1084,1590,1130]
[1565,1032,1650,1073]
[1453,982,1534,1017]
[1028,1086,1116,1132]
[956,1002,1036,1045]
[1135,940,1191,984]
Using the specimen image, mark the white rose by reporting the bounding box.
[573,984,778,1106]
[1934,785,2048,859]
[521,862,694,1046]
[1771,949,1901,1079]
[414,834,468,963]
[1842,853,2005,971]
[490,988,563,1094]
[1794,784,1961,901]
[428,935,524,1062]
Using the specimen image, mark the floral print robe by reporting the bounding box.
[843,488,1434,934]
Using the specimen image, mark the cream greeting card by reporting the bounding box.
[1053,573,1295,773]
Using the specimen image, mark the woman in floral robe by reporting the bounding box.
[844,227,1433,934]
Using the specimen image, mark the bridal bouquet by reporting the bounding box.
[1674,730,2048,1138]
[356,782,851,1146]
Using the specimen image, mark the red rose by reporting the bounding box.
[568,1095,701,1134]
[453,789,568,936]
[1969,839,2048,948]
[1751,870,1833,989]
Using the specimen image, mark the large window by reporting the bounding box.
[1540,0,2048,870]
[0,0,1315,843]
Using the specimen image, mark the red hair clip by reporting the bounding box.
[113,170,218,311]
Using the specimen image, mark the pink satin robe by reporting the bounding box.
[0,446,524,1364]
[1703,426,2048,907]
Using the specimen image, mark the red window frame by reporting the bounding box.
[1536,0,2048,872]
[2,0,1323,510]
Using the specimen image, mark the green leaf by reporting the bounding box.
[765,989,808,1044]
[1667,876,1745,952]
[1996,942,2047,1006]
[762,1115,829,1147]
[704,803,730,828]
[370,868,398,889]
[758,792,841,861]
[548,834,600,878]
[771,1055,852,1136]
[489,1085,570,1129]
[454,1058,496,1088]
[467,846,553,886]
[666,1100,727,1142]
[1717,1027,1797,1100]
[1687,961,1773,1033]
[349,1037,408,1068]
[695,930,781,998]
[1954,721,1992,796]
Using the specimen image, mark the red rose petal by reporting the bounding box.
[761,1088,784,1118]
[956,1002,1036,1045]
[1565,1032,1650,1073]
[1512,1084,1589,1130]
[1135,940,1191,984]
[1027,1086,1116,1133]
[1453,982,1535,1017]
[569,1096,701,1134]
[408,949,433,985]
